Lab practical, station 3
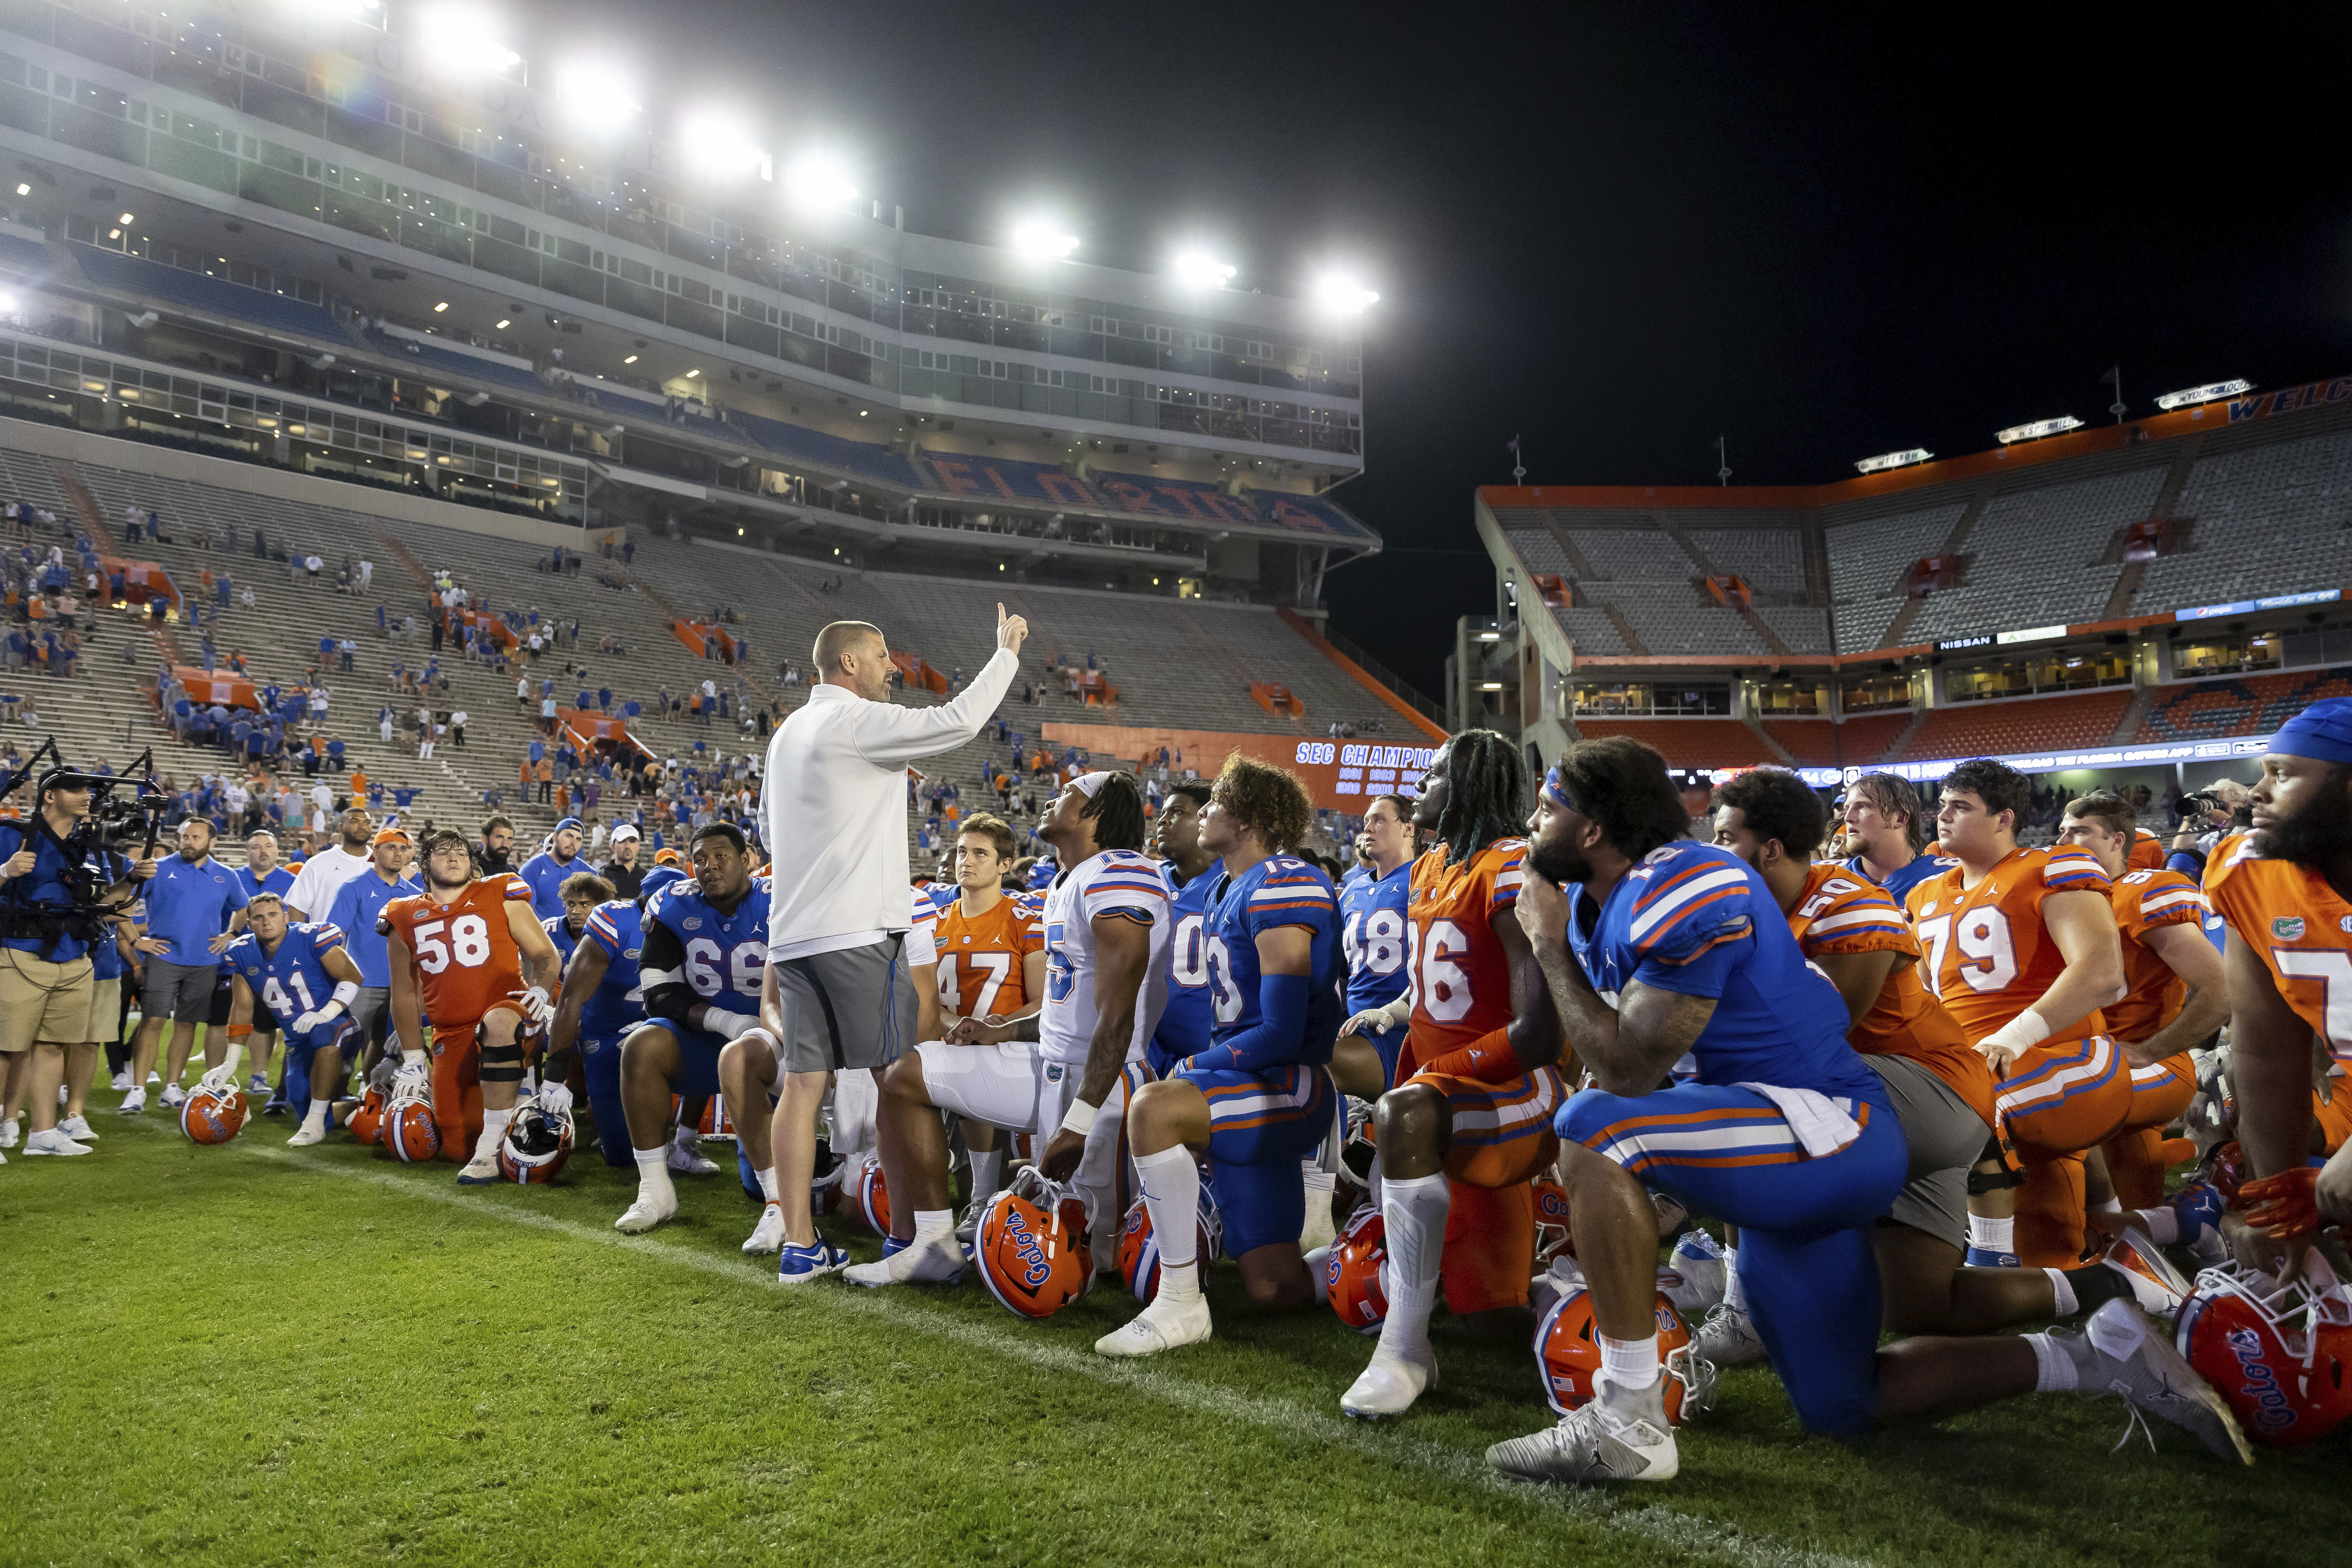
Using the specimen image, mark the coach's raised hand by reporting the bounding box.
[996,601,1029,655]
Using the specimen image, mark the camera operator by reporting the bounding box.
[0,772,152,1158]
[2165,778,2248,879]
[124,817,248,1115]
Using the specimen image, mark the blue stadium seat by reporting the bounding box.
[73,245,344,341]
[1246,488,1376,542]
[726,408,921,487]
[922,450,1099,508]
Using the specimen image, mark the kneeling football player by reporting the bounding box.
[220,892,367,1146]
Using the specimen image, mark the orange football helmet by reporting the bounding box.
[1536,1284,1716,1426]
[347,1088,386,1147]
[1326,1206,1389,1332]
[1531,1175,1574,1265]
[697,1096,734,1139]
[976,1168,1094,1319]
[1117,1183,1223,1305]
[2176,1258,2352,1447]
[853,1153,892,1236]
[496,1102,576,1184]
[180,1084,247,1145]
[384,1098,442,1164]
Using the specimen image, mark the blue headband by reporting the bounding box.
[1542,763,1579,813]
[2273,697,2352,767]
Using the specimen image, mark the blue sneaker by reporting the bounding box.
[777,1240,849,1285]
[2166,1182,2228,1265]
[1965,1246,2021,1268]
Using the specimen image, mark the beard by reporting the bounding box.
[1528,833,1595,888]
[2254,802,2352,869]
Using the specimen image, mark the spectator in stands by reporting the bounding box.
[536,756,554,803]
[415,704,435,759]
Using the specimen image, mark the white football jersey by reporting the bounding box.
[1038,848,1171,1067]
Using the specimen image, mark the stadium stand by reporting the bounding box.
[2134,665,2352,743]
[2136,425,2352,609]
[1558,527,1696,580]
[73,245,349,343]
[1896,464,2163,645]
[1822,497,1968,650]
[1684,525,1809,591]
[1890,690,2132,762]
[1570,718,1780,769]
[1758,720,1839,768]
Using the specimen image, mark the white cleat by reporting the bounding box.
[455,1152,502,1184]
[1094,1293,1213,1358]
[1488,1396,1680,1484]
[1341,1342,1440,1418]
[845,1237,968,1288]
[116,1089,147,1116]
[1693,1301,1769,1368]
[743,1203,788,1256]
[23,1128,94,1157]
[57,1115,96,1142]
[287,1123,328,1148]
[159,1084,187,1109]
[2100,1231,2192,1317]
[2061,1298,2252,1464]
[110,1070,132,1092]
[614,1194,679,1233]
[0,1118,18,1149]
[1662,1231,1727,1319]
[667,1141,721,1176]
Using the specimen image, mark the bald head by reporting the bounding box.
[813,620,892,702]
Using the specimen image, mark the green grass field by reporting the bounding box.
[7,1052,2346,1568]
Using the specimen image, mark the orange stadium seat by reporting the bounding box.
[1573,719,1779,770]
[1892,690,2131,762]
[1761,720,1840,766]
[2137,665,2352,743]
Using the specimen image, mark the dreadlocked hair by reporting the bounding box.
[1080,772,1147,853]
[1434,727,1528,868]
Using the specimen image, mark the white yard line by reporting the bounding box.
[253,1145,1885,1568]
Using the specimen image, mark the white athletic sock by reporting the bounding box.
[473,1109,513,1160]
[1600,1331,1662,1391]
[1305,1244,1332,1304]
[970,1147,1004,1201]
[633,1145,676,1206]
[1721,1245,1745,1314]
[1367,1149,1384,1211]
[1302,1162,1336,1204]
[302,1098,331,1132]
[2133,1207,2180,1244]
[672,1121,698,1150]
[2044,1268,2078,1317]
[756,1165,781,1202]
[1374,1173,1449,1360]
[913,1207,955,1245]
[2026,1332,2075,1392]
[1135,1145,1202,1306]
[1968,1213,2015,1253]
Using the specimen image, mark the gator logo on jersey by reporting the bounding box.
[683,917,702,930]
[2274,916,2307,941]
[1919,901,1937,916]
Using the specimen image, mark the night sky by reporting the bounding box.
[522,3,2352,693]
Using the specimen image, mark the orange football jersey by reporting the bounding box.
[383,873,532,1026]
[2128,830,2166,871]
[1789,862,1995,1127]
[1398,839,1526,1078]
[935,890,1045,1019]
[2205,838,2352,1067]
[2104,867,2208,1042]
[1905,845,2113,1046]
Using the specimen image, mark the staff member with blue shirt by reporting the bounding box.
[1,771,153,1156]
[324,827,422,1063]
[518,817,590,921]
[125,817,247,1115]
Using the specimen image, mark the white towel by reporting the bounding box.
[1733,1081,1861,1159]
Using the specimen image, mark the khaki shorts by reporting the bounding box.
[84,976,122,1045]
[0,951,97,1054]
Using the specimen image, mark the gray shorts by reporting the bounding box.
[348,985,391,1044]
[1868,1054,1993,1249]
[772,934,918,1075]
[140,959,218,1022]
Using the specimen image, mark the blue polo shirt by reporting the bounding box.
[140,853,248,965]
[232,863,296,907]
[325,867,424,988]
[517,848,588,921]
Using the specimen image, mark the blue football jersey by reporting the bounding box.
[1844,852,1949,906]
[645,876,770,1011]
[1195,853,1345,1070]
[543,912,583,971]
[224,922,348,1029]
[1338,860,1412,1015]
[1152,866,1219,1072]
[1566,841,1878,1099]
[578,899,646,1039]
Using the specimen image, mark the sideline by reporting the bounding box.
[251,1144,1885,1568]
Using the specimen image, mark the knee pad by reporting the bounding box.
[1966,1135,2025,1194]
[479,1041,526,1084]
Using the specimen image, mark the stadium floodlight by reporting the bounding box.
[495,318,509,328]
[2155,378,2253,410]
[432,301,449,312]
[117,211,133,224]
[1854,447,1932,475]
[551,60,640,137]
[782,153,857,211]
[681,113,769,184]
[1311,272,1380,314]
[1995,415,2083,444]
[1171,249,1235,290]
[623,354,638,364]
[1011,220,1079,260]
[12,183,26,195]
[415,6,520,77]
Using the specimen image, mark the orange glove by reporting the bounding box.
[2239,1167,2321,1240]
